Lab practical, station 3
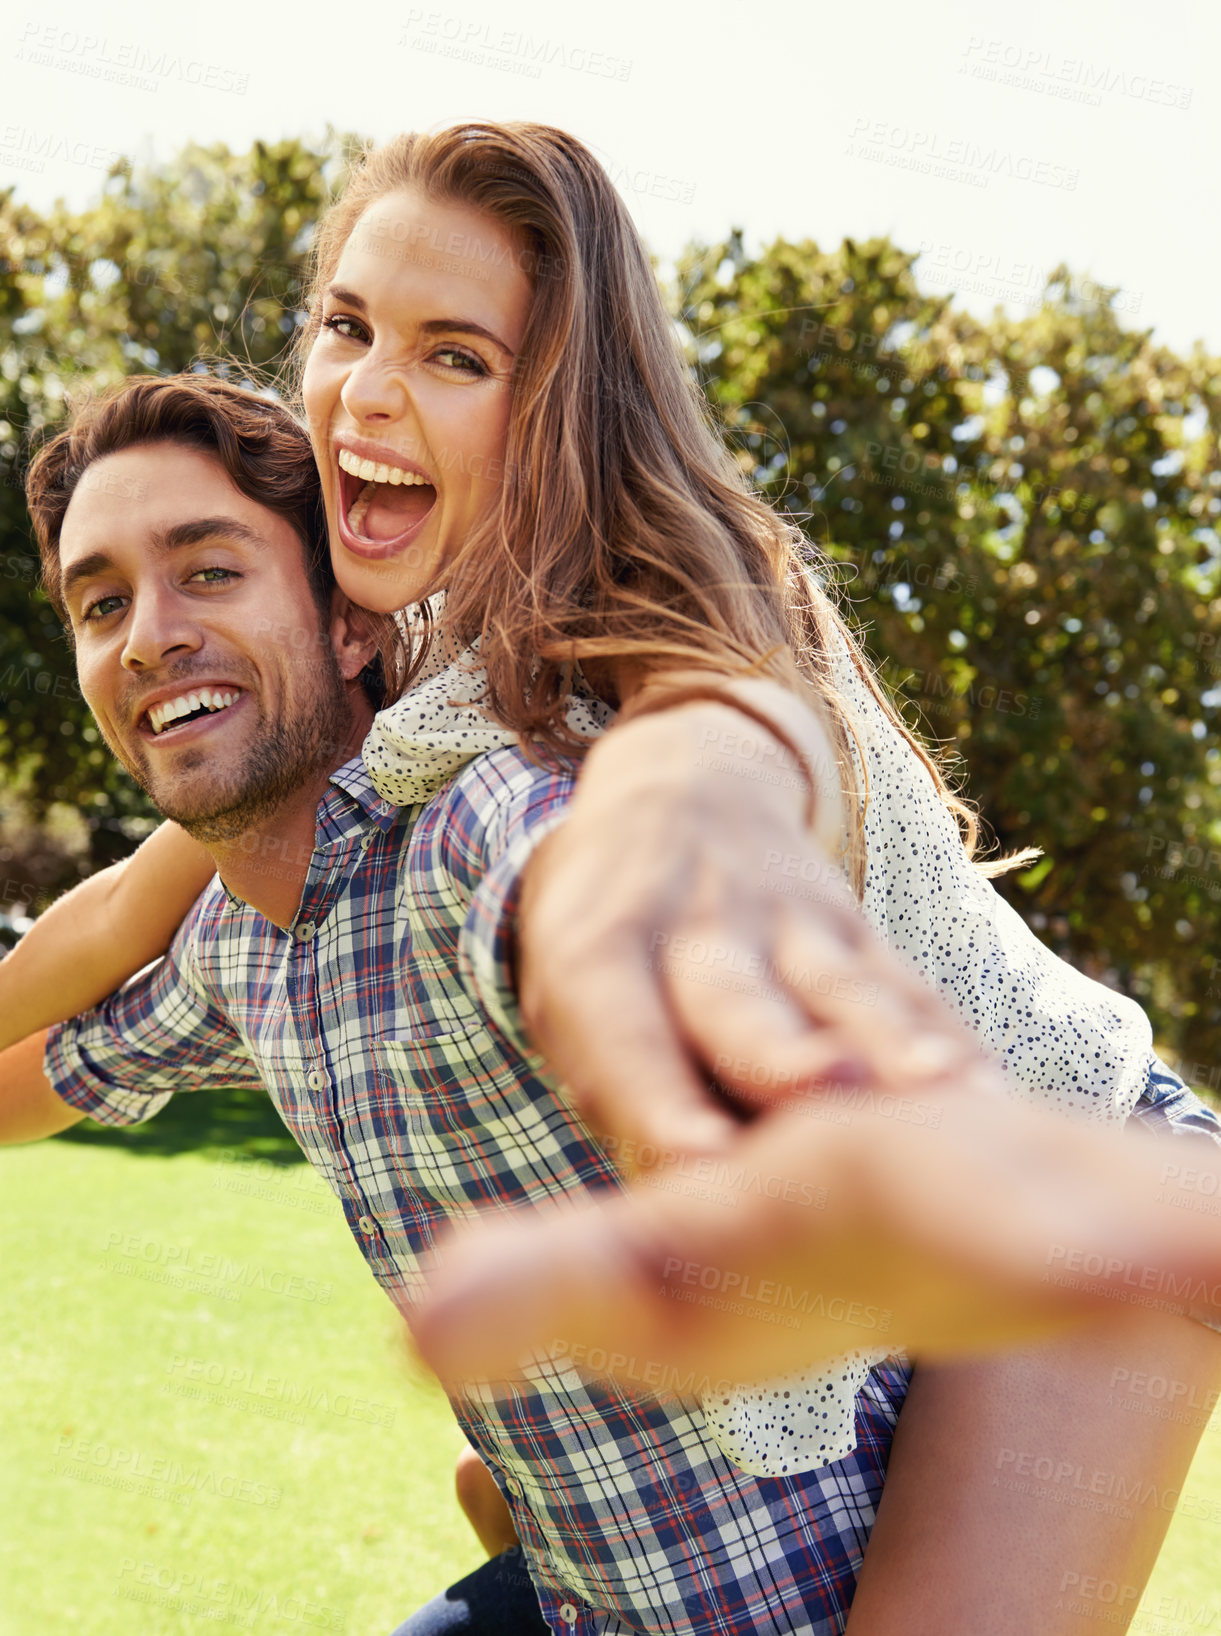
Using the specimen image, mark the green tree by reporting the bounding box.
[679,236,1221,1073]
[4,146,1221,1070]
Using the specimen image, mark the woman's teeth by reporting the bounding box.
[337,448,431,486]
[348,484,372,535]
[149,689,238,735]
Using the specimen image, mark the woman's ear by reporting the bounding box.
[328,592,382,681]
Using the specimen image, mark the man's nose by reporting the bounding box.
[120,585,203,672]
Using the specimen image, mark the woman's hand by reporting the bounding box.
[516,698,976,1171]
[412,1075,1221,1390]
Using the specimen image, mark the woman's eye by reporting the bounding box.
[82,595,125,622]
[322,313,370,343]
[432,347,489,377]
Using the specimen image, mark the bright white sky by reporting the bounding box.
[2,0,1216,354]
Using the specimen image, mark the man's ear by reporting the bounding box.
[328,591,382,682]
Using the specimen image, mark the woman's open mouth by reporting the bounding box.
[336,446,438,560]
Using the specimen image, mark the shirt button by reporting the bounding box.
[294,920,316,943]
[558,1605,578,1626]
[359,832,374,851]
[505,1475,522,1496]
[306,1068,326,1091]
[356,1215,376,1235]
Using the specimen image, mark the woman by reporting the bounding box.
[15,122,1221,1633]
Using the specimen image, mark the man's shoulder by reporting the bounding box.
[424,742,577,838]
[409,743,576,890]
[448,740,577,801]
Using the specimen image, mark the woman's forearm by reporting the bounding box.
[0,820,214,1049]
[845,1312,1221,1635]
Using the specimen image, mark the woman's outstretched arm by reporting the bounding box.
[0,820,214,1050]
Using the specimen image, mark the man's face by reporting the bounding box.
[58,442,354,841]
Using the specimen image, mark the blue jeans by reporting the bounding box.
[389,1548,551,1635]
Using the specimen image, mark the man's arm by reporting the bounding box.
[0,1030,84,1144]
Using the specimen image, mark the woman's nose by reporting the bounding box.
[341,348,414,425]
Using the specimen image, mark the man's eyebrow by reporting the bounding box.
[61,516,267,606]
[324,285,515,358]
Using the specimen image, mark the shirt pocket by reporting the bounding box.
[370,1030,590,1210]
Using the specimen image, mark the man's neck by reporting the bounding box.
[204,708,375,930]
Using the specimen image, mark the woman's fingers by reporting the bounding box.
[413,1098,1221,1393]
[661,902,979,1113]
[517,910,741,1168]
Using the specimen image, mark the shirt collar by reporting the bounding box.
[215,756,399,911]
[325,755,402,834]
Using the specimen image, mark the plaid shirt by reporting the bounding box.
[47,747,913,1636]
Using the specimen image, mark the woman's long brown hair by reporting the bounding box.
[292,122,1027,889]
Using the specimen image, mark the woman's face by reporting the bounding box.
[302,187,533,614]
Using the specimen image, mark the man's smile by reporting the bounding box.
[134,683,250,743]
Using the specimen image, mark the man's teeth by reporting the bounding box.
[337,448,431,486]
[148,689,238,735]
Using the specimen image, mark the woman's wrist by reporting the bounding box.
[612,672,846,850]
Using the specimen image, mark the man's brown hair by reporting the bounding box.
[24,373,402,704]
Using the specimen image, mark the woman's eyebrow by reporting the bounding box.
[326,285,368,313]
[418,318,515,358]
[324,285,514,359]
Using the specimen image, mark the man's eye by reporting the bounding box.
[82,594,125,622]
[190,567,237,585]
[323,313,370,343]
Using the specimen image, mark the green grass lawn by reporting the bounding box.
[0,1090,482,1636]
[3,1088,1221,1634]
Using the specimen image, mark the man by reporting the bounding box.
[7,373,1220,1635]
